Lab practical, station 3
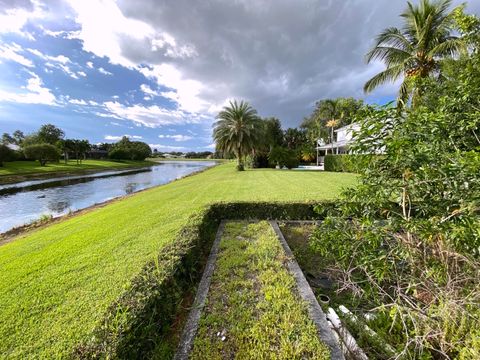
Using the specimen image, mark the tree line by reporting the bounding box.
[0,124,152,166]
[213,98,369,171]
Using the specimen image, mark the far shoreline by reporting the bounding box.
[0,159,159,185]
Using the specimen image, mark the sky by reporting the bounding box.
[0,0,479,152]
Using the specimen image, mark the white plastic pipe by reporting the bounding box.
[327,307,369,360]
[338,305,395,356]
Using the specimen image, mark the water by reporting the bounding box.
[0,161,216,234]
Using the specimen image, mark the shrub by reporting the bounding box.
[23,143,60,166]
[284,154,299,169]
[268,146,288,167]
[107,148,129,160]
[268,147,299,169]
[0,144,15,166]
[324,154,373,173]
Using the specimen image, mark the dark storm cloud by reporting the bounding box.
[116,0,480,126]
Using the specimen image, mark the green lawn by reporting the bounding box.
[0,163,357,358]
[0,159,156,183]
[191,221,330,359]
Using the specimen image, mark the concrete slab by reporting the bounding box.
[174,221,226,360]
[270,220,345,360]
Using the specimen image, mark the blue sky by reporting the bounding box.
[0,0,478,151]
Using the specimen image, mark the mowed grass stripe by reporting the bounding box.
[0,163,357,358]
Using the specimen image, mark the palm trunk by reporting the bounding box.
[237,147,244,171]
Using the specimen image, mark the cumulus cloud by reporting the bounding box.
[3,0,480,130]
[27,48,70,64]
[98,67,113,75]
[44,61,80,79]
[105,134,143,141]
[0,72,57,105]
[158,134,193,142]
[149,143,186,151]
[0,0,43,38]
[139,64,208,113]
[99,101,204,128]
[69,98,88,105]
[25,48,90,80]
[140,83,159,96]
[0,42,34,67]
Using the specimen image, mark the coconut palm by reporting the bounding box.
[213,100,262,171]
[364,0,466,107]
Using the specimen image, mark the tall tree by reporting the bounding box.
[1,133,15,145]
[283,128,306,150]
[263,117,284,151]
[364,0,466,107]
[37,124,65,145]
[57,139,74,164]
[213,100,262,171]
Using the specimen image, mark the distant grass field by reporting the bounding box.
[0,159,156,183]
[0,163,357,358]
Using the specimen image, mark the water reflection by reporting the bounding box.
[0,161,215,233]
[0,168,151,196]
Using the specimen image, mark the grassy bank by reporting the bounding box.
[191,221,330,359]
[0,159,157,184]
[0,163,356,358]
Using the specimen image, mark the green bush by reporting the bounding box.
[284,154,299,169]
[73,201,334,359]
[324,154,372,173]
[23,143,60,166]
[0,144,15,166]
[268,147,300,169]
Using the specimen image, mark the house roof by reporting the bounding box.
[316,138,350,150]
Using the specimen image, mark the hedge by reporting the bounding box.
[73,201,335,359]
[324,154,375,173]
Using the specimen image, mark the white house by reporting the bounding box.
[316,123,360,165]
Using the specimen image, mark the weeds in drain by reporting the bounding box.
[191,221,330,359]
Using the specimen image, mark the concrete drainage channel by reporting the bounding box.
[174,220,365,360]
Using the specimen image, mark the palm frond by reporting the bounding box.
[367,28,414,60]
[429,37,467,58]
[396,80,412,109]
[366,46,413,67]
[364,65,405,94]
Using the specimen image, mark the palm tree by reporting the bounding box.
[326,119,339,154]
[213,100,262,171]
[364,0,465,107]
